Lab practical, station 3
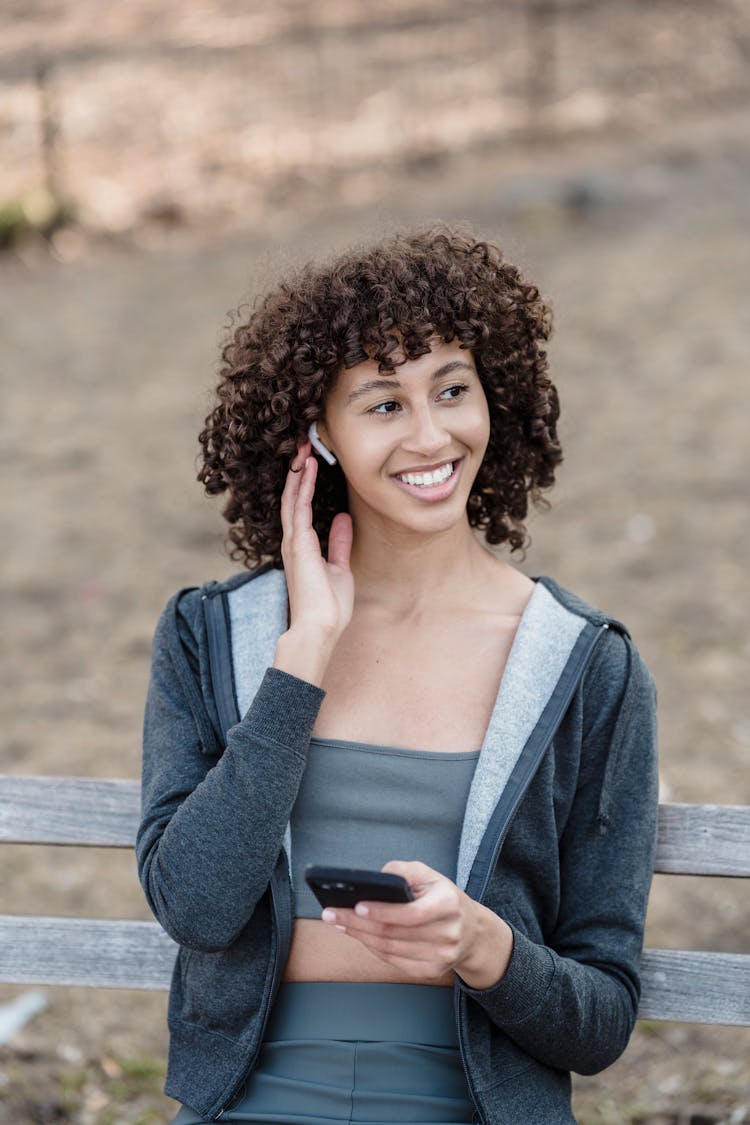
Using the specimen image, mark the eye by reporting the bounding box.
[369,400,401,416]
[438,383,469,402]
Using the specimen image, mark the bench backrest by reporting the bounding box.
[1,777,749,1025]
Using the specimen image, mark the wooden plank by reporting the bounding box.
[639,947,750,1025]
[0,777,139,846]
[0,916,176,990]
[654,803,750,877]
[3,779,750,877]
[1,914,749,1026]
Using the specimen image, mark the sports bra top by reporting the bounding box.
[291,736,480,919]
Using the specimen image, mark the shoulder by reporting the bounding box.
[535,575,656,718]
[534,575,629,635]
[147,567,277,754]
[161,564,278,642]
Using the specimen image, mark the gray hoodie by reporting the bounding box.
[137,568,658,1123]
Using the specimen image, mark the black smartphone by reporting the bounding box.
[304,865,415,909]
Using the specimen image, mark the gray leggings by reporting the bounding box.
[171,981,476,1124]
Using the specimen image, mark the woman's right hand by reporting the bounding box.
[273,439,354,685]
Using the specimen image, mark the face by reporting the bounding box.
[318,337,490,538]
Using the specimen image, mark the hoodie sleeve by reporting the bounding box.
[458,629,659,1075]
[135,591,325,952]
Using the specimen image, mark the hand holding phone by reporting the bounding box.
[304,865,415,910]
[312,859,515,991]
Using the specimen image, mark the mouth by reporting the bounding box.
[391,458,463,501]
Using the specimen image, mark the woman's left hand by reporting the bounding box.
[321,860,514,990]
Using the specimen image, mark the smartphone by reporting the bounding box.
[304,865,415,909]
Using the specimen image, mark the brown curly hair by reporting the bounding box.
[198,222,561,567]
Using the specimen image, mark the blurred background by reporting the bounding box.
[1,1,749,1122]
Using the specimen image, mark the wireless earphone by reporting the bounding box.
[308,420,337,466]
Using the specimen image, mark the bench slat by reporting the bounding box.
[0,777,139,846]
[2,778,749,877]
[638,947,750,1024]
[0,916,175,991]
[655,803,750,876]
[0,915,748,1025]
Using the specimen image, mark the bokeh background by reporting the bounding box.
[1,1,749,1122]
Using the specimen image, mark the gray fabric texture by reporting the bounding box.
[455,582,584,888]
[290,738,480,917]
[170,983,473,1124]
[230,568,288,717]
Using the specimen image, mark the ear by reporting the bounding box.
[320,419,336,448]
[308,420,337,466]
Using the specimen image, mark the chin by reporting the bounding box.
[393,501,471,537]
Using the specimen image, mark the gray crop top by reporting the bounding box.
[291,737,480,919]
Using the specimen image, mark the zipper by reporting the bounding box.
[266,854,293,1029]
[214,853,292,1120]
[453,622,608,1121]
[202,590,240,746]
[455,984,485,1124]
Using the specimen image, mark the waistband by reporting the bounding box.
[264,982,459,1047]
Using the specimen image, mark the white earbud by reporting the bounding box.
[308,420,337,466]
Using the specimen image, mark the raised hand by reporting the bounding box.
[273,440,354,685]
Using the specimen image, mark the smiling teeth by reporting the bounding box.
[398,462,455,487]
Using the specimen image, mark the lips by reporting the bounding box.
[395,461,455,488]
[391,458,464,502]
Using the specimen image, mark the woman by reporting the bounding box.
[137,224,658,1124]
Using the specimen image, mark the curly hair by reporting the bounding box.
[198,222,561,567]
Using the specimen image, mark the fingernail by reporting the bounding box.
[354,903,369,917]
[321,909,337,924]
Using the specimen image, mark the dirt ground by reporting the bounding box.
[2,5,750,1122]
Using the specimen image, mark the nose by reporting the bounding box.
[401,403,451,457]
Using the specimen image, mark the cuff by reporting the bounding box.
[457,923,557,1026]
[238,666,326,749]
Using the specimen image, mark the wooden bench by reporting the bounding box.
[1,776,749,1027]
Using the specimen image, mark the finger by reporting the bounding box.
[358,886,459,931]
[327,512,353,570]
[325,891,450,932]
[351,933,454,963]
[354,899,439,928]
[283,454,317,547]
[334,915,455,945]
[280,474,297,542]
[293,439,312,469]
[280,442,311,538]
[342,930,456,974]
[381,859,443,887]
[382,862,444,904]
[291,455,317,537]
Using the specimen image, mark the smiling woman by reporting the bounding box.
[136,223,658,1124]
[315,339,490,534]
[197,223,560,566]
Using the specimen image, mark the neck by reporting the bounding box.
[348,515,503,618]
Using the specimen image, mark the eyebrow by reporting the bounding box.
[345,360,475,405]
